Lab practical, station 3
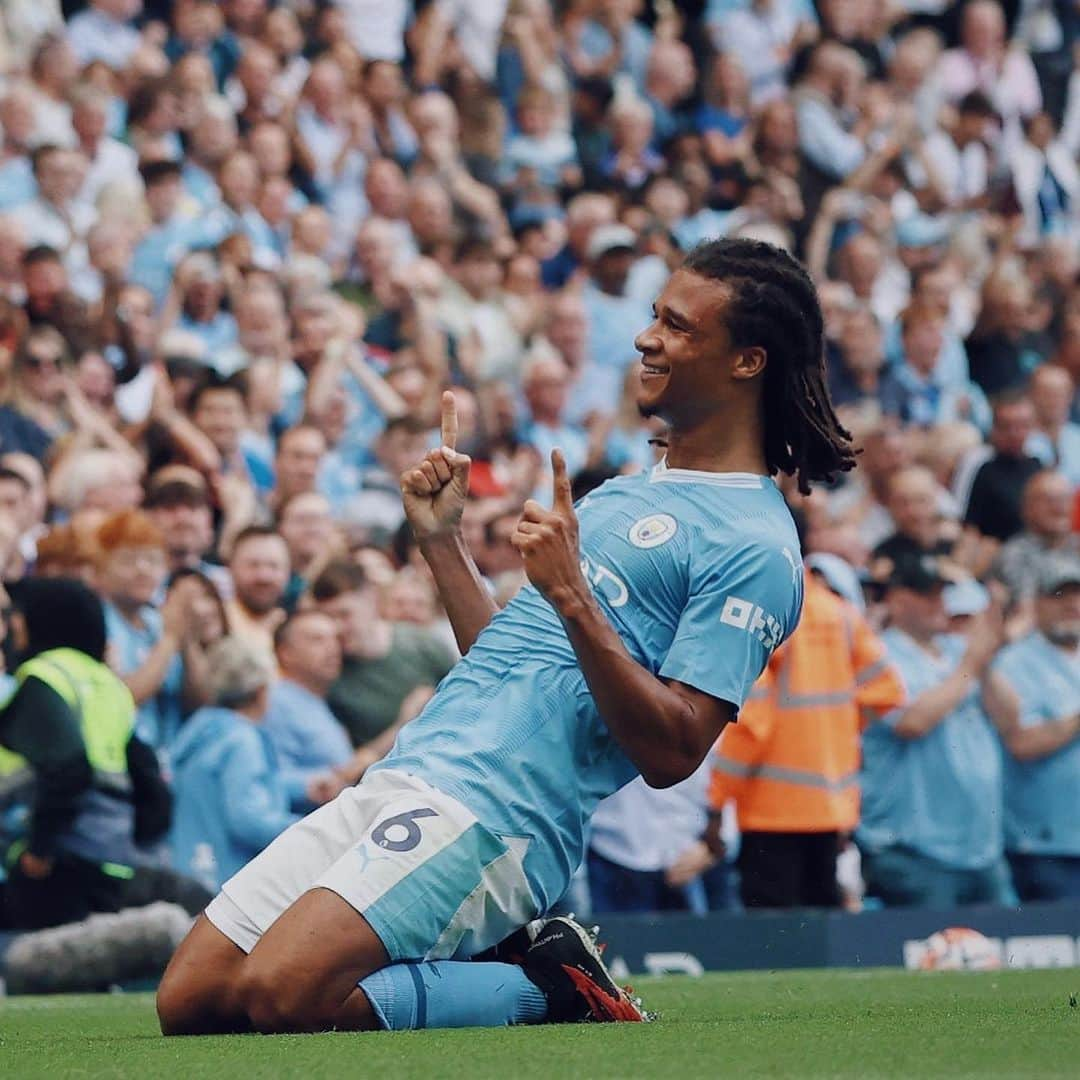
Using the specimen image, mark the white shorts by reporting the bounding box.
[205,769,537,962]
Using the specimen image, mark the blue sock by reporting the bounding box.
[359,961,548,1030]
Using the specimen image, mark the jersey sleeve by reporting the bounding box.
[659,537,801,708]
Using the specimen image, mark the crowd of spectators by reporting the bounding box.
[1,0,1080,938]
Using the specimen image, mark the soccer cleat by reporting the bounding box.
[522,915,650,1023]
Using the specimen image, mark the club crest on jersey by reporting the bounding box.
[628,513,678,549]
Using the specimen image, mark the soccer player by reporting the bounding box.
[156,238,855,1035]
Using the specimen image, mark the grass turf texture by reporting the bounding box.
[2,968,1079,1079]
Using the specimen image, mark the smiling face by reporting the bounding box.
[633,269,762,426]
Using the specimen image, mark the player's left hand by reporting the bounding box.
[511,450,588,615]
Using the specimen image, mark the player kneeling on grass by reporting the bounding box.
[156,238,855,1035]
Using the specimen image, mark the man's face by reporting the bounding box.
[73,102,107,146]
[902,320,944,375]
[99,545,167,608]
[278,612,342,685]
[364,160,407,218]
[237,290,286,355]
[365,62,403,109]
[957,110,991,147]
[546,297,588,368]
[36,150,80,204]
[278,494,333,565]
[318,587,379,658]
[118,286,155,352]
[193,388,246,455]
[23,259,66,310]
[150,500,213,562]
[840,310,882,374]
[276,429,325,497]
[634,270,752,425]
[220,155,258,208]
[408,187,452,244]
[591,249,634,295]
[456,252,500,300]
[292,303,336,361]
[887,472,938,537]
[83,460,144,514]
[376,427,428,478]
[842,237,881,294]
[991,401,1034,457]
[20,337,67,404]
[1024,475,1072,540]
[889,585,948,638]
[145,176,182,222]
[1030,370,1073,428]
[913,267,953,313]
[1036,584,1080,646]
[229,535,289,615]
[89,225,132,278]
[249,123,289,176]
[524,359,569,421]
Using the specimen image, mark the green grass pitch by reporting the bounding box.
[2,968,1079,1078]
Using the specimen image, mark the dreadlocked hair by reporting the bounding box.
[682,238,856,495]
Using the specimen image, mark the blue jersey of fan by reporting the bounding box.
[374,460,804,910]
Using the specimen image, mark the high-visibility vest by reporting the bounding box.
[710,573,906,833]
[1,648,136,803]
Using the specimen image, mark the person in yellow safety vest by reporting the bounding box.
[710,558,906,909]
[0,577,211,931]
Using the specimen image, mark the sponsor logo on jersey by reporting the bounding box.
[719,595,782,649]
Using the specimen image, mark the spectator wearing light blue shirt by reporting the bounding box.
[857,555,1014,908]
[709,0,815,106]
[499,84,580,193]
[96,510,208,753]
[1026,364,1080,486]
[198,150,281,269]
[574,7,653,94]
[170,636,299,894]
[518,346,589,506]
[0,84,38,211]
[880,305,991,433]
[580,224,652,419]
[129,160,209,307]
[170,255,239,357]
[264,611,354,812]
[794,42,870,181]
[66,0,142,72]
[0,156,35,212]
[991,554,1080,901]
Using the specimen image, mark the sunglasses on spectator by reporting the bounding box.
[23,352,65,370]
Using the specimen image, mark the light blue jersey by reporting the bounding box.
[376,461,803,911]
[991,632,1080,857]
[858,629,1003,870]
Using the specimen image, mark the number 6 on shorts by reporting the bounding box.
[372,807,439,852]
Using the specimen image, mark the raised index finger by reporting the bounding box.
[440,390,458,451]
[551,448,574,514]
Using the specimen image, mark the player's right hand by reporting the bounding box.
[400,391,471,540]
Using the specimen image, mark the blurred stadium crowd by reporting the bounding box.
[1,0,1080,965]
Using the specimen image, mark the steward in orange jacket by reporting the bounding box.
[710,569,905,908]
